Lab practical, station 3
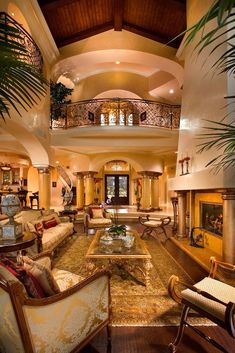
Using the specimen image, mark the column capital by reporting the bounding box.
[177,190,187,197]
[73,172,84,178]
[138,171,162,178]
[221,189,235,200]
[34,165,51,174]
[82,171,98,178]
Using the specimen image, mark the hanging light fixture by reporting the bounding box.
[0,163,11,171]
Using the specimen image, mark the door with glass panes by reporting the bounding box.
[105,174,129,205]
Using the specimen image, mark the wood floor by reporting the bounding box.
[75,222,234,353]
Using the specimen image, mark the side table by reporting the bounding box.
[0,232,36,254]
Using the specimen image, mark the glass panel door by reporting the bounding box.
[105,174,129,205]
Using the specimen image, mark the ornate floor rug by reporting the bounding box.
[54,235,211,327]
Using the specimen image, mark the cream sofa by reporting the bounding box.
[0,209,74,254]
[0,252,111,353]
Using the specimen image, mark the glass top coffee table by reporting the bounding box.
[85,229,152,286]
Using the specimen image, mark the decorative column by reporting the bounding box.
[36,166,51,210]
[83,171,97,206]
[222,190,235,263]
[151,172,162,210]
[177,191,187,238]
[171,196,178,234]
[74,172,84,210]
[138,172,152,211]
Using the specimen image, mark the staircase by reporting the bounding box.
[56,165,73,205]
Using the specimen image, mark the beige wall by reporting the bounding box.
[169,0,235,191]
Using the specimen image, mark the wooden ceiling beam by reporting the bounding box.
[38,0,79,11]
[57,22,113,47]
[113,0,124,31]
[123,23,181,48]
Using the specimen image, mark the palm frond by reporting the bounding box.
[0,12,48,119]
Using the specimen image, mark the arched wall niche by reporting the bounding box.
[94,90,141,99]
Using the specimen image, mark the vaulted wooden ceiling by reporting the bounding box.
[38,0,186,48]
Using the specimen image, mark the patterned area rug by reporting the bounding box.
[54,235,210,326]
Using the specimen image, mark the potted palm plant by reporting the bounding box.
[0,12,48,120]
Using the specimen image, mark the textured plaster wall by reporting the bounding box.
[169,0,235,190]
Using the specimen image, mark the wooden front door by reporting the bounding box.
[105,174,129,205]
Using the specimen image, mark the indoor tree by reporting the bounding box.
[180,0,235,171]
[0,13,48,120]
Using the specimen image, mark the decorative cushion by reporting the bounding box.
[182,277,235,322]
[43,217,58,229]
[89,218,112,225]
[91,208,104,219]
[143,220,162,227]
[34,221,44,235]
[22,256,60,296]
[26,221,37,233]
[0,258,45,298]
[52,268,83,291]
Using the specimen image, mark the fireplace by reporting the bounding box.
[200,202,223,236]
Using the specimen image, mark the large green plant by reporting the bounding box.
[181,0,235,171]
[0,13,48,120]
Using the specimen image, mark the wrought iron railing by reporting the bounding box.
[0,12,43,72]
[50,98,181,129]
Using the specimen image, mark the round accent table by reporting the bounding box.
[0,232,36,253]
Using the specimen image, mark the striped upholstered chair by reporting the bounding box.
[167,257,235,353]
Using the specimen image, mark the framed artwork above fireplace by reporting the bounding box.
[200,201,223,237]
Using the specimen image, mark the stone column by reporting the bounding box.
[222,190,235,263]
[83,171,97,206]
[74,172,84,210]
[138,172,152,211]
[177,191,187,238]
[151,172,162,210]
[36,166,51,210]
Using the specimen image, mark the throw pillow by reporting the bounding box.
[91,208,104,219]
[34,221,44,235]
[22,256,60,296]
[43,217,58,229]
[27,221,37,233]
[0,258,45,298]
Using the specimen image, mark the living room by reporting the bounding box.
[0,1,235,352]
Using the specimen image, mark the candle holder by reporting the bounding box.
[178,159,184,175]
[184,156,190,174]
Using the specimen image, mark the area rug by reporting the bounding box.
[54,235,211,326]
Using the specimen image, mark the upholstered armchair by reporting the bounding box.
[167,257,235,353]
[84,205,113,234]
[0,251,111,353]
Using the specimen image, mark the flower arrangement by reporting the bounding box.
[108,224,126,237]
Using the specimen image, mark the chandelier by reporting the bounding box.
[0,163,11,171]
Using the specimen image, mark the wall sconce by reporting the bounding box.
[0,164,11,171]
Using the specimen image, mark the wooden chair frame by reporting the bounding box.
[0,251,112,353]
[167,258,235,353]
[139,215,171,240]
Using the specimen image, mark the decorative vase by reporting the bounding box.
[1,194,22,239]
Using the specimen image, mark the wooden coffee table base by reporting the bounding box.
[86,257,153,287]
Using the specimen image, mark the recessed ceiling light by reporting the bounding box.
[169,89,174,94]
[55,161,60,164]
[115,61,120,65]
[11,12,15,16]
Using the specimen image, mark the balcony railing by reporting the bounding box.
[50,98,181,129]
[0,12,43,72]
